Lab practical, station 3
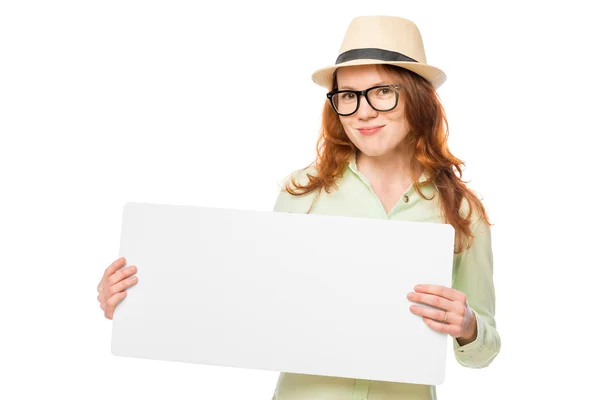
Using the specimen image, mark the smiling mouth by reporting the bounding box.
[358,126,384,135]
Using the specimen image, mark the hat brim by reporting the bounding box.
[311,59,447,90]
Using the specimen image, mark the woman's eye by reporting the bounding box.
[341,93,355,100]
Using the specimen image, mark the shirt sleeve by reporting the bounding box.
[272,184,292,213]
[451,208,501,368]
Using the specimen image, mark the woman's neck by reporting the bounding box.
[355,149,422,188]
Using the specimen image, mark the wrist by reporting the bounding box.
[456,313,478,346]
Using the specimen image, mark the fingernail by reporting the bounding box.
[415,285,422,291]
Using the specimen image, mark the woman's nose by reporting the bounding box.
[356,95,378,119]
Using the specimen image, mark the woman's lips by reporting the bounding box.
[358,125,384,135]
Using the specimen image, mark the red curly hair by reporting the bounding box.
[283,64,493,254]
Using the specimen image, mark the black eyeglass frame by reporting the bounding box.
[326,84,402,116]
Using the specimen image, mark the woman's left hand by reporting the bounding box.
[407,284,477,345]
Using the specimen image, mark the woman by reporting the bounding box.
[269,16,500,399]
[97,15,500,400]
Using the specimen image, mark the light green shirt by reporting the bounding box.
[270,154,500,400]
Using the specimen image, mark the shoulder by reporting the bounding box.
[277,165,319,189]
[273,165,320,213]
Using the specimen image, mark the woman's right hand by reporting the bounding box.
[97,256,138,320]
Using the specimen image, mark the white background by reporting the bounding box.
[1,0,599,399]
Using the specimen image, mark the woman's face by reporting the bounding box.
[335,65,411,159]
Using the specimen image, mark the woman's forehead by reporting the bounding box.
[335,65,396,89]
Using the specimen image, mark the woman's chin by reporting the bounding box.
[356,146,395,158]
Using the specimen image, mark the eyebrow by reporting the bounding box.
[337,82,388,90]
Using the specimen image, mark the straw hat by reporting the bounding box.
[311,16,446,90]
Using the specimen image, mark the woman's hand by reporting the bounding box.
[97,256,138,320]
[407,284,477,346]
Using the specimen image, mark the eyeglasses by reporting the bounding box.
[326,84,402,116]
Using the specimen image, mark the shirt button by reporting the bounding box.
[403,195,409,202]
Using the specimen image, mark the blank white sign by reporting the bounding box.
[111,202,455,385]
